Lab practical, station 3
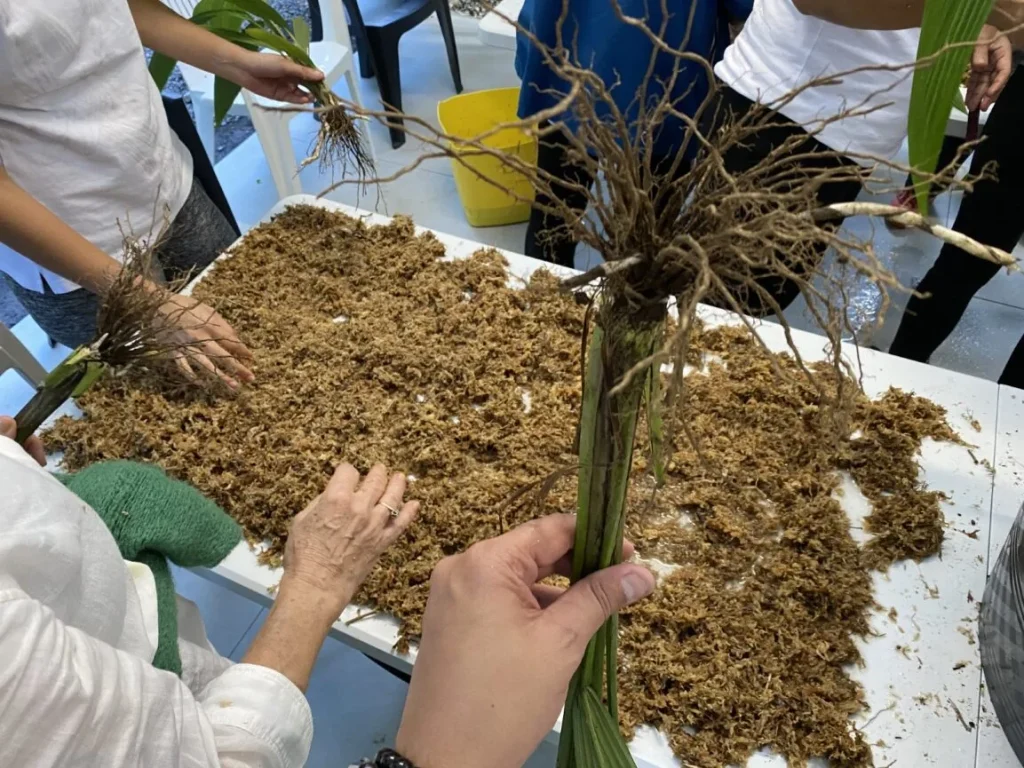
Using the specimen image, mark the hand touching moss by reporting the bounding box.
[155,293,254,390]
[282,463,419,618]
[395,515,655,768]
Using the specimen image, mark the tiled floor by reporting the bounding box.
[2,13,1023,768]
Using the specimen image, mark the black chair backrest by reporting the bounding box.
[161,95,241,237]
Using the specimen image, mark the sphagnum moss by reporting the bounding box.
[49,205,959,767]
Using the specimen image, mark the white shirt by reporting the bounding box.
[715,0,921,162]
[0,436,314,767]
[0,0,193,294]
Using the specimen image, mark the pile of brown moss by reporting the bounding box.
[48,205,959,767]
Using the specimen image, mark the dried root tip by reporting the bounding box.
[303,89,375,179]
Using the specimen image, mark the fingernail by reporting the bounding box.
[621,569,655,603]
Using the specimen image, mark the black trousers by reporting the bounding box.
[524,125,693,269]
[702,86,865,315]
[888,66,1024,388]
[524,86,864,315]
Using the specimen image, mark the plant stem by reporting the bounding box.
[557,298,666,768]
[14,369,86,445]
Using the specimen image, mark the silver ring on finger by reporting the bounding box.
[381,502,401,519]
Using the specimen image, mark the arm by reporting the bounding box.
[0,166,125,295]
[241,583,340,693]
[792,0,1019,32]
[0,431,312,768]
[0,589,313,768]
[243,463,420,691]
[126,0,322,101]
[0,166,253,384]
[790,0,925,29]
[990,0,1024,47]
[127,0,260,84]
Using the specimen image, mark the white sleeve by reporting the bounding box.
[0,588,313,768]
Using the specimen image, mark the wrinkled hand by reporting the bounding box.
[283,463,419,616]
[157,293,254,389]
[0,416,45,466]
[967,24,1013,111]
[226,50,325,104]
[395,515,656,768]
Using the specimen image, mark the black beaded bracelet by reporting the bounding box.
[355,748,417,768]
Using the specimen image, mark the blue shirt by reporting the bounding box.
[516,0,753,159]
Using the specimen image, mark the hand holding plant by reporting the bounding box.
[218,48,323,105]
[396,515,655,768]
[966,23,1013,110]
[155,292,254,388]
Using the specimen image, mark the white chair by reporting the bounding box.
[0,323,47,388]
[162,0,371,199]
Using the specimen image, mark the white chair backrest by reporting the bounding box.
[163,0,200,16]
[160,0,354,55]
[316,0,355,52]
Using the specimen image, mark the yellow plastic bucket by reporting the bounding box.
[437,87,537,228]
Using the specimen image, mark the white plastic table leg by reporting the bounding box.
[192,91,217,162]
[247,100,303,199]
[342,67,376,166]
[0,323,47,388]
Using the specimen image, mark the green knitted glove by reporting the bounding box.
[57,461,242,675]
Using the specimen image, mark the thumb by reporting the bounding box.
[286,59,323,82]
[0,415,15,440]
[545,564,656,647]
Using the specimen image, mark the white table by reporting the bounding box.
[478,0,523,50]
[185,193,1010,767]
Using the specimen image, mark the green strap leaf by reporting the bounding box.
[149,51,178,91]
[219,0,291,37]
[644,365,666,486]
[244,26,316,68]
[43,346,93,389]
[214,77,244,125]
[908,0,994,211]
[579,687,636,768]
[293,16,311,55]
[71,362,108,398]
[951,86,968,114]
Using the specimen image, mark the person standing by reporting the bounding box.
[515,0,754,268]
[887,64,1024,388]
[0,0,322,387]
[705,0,1012,315]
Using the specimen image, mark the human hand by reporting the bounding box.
[0,416,46,466]
[226,50,325,104]
[395,514,656,768]
[967,24,1013,111]
[157,293,254,389]
[282,463,419,618]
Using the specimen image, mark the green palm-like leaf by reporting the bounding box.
[72,362,108,397]
[951,86,968,114]
[908,0,994,211]
[149,52,177,91]
[219,0,291,37]
[244,26,316,68]
[579,687,636,767]
[293,16,311,54]
[214,77,244,124]
[190,8,254,28]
